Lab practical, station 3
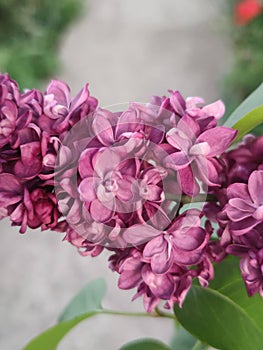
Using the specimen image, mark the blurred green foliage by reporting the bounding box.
[223,1,263,134]
[0,0,83,89]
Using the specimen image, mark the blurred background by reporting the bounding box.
[0,0,262,349]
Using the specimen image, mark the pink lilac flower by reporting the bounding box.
[151,90,225,132]
[220,134,263,185]
[1,76,244,311]
[110,235,214,312]
[0,74,98,233]
[227,228,263,297]
[222,170,263,235]
[0,173,64,233]
[212,138,263,299]
[123,209,209,272]
[39,80,98,136]
[64,226,104,257]
[163,115,237,196]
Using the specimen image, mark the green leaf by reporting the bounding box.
[58,278,106,322]
[119,338,171,350]
[231,105,263,142]
[170,327,198,350]
[223,83,263,142]
[174,256,263,350]
[23,279,106,350]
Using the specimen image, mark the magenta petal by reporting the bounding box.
[172,246,203,265]
[179,114,200,138]
[78,148,97,179]
[140,184,163,202]
[197,127,237,157]
[117,158,139,177]
[90,198,114,222]
[118,269,142,289]
[202,100,225,120]
[93,149,121,179]
[178,166,200,196]
[173,226,207,250]
[151,252,173,274]
[70,83,90,111]
[46,79,70,106]
[166,127,192,152]
[118,259,143,289]
[92,110,114,146]
[142,265,174,299]
[116,179,133,201]
[228,199,255,221]
[169,90,186,115]
[0,173,22,206]
[123,224,160,245]
[78,177,97,202]
[164,151,190,170]
[144,202,171,231]
[143,235,166,258]
[229,217,258,235]
[96,183,115,203]
[227,183,250,201]
[195,156,219,186]
[248,171,263,206]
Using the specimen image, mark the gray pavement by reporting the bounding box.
[0,1,230,349]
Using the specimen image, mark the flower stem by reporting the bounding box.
[100,308,176,320]
[165,193,217,204]
[181,193,217,204]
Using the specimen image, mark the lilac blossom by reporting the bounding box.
[123,209,209,273]
[4,74,258,312]
[222,170,263,235]
[0,73,98,233]
[163,115,237,195]
[227,229,263,297]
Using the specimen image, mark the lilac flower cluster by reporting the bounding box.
[3,73,262,312]
[0,73,97,232]
[55,88,236,311]
[209,135,263,298]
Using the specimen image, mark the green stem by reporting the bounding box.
[165,193,217,204]
[154,306,177,320]
[100,308,176,320]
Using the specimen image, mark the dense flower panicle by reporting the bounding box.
[0,73,98,233]
[222,171,263,235]
[211,136,263,298]
[3,73,263,311]
[54,90,235,311]
[220,134,263,185]
[109,245,213,312]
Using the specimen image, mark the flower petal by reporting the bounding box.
[248,170,263,206]
[197,127,237,157]
[123,224,160,245]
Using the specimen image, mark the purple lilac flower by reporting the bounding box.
[0,73,98,233]
[227,229,263,297]
[212,139,263,299]
[123,209,209,272]
[1,75,244,311]
[163,115,237,196]
[109,246,213,312]
[222,170,263,235]
[220,134,263,185]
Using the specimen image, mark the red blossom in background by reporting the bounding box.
[235,0,262,25]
